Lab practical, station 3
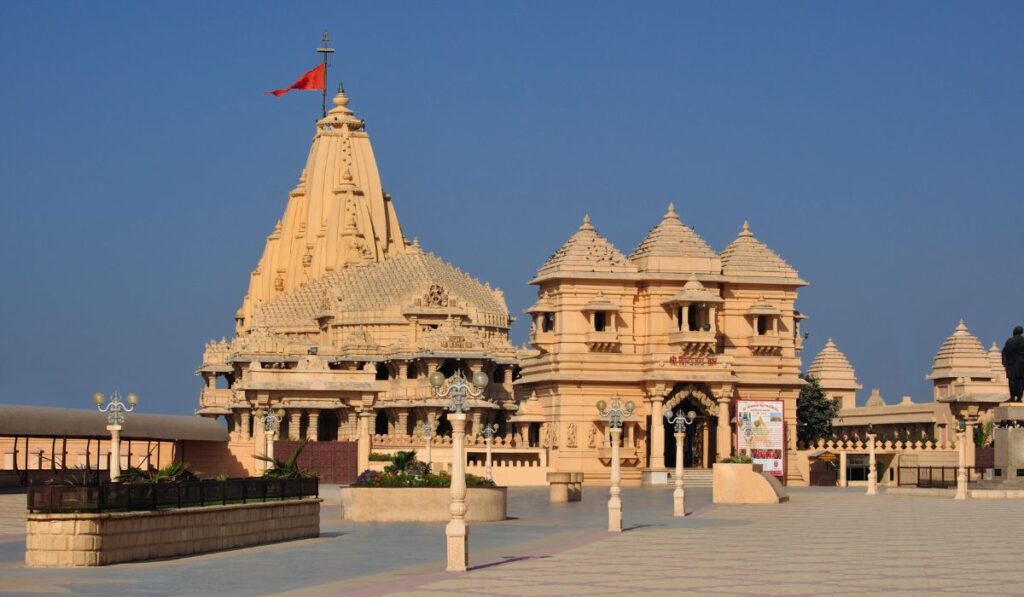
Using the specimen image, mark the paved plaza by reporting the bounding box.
[1,487,1022,595]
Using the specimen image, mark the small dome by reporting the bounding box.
[927,320,993,381]
[807,338,862,390]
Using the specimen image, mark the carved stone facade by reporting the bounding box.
[515,206,808,485]
[197,90,520,474]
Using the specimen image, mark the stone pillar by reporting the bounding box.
[650,398,665,469]
[956,429,968,500]
[608,426,623,532]
[716,398,732,461]
[289,410,301,441]
[337,409,346,441]
[674,430,686,517]
[308,410,320,442]
[709,306,717,333]
[839,451,848,487]
[396,409,409,438]
[240,410,251,440]
[518,422,530,447]
[107,425,122,482]
[867,433,878,496]
[470,410,482,438]
[446,412,469,572]
[702,422,710,468]
[965,420,976,472]
[357,410,373,473]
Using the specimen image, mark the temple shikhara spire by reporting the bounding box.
[238,88,407,330]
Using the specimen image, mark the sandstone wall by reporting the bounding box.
[26,498,320,567]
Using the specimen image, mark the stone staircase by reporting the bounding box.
[668,468,713,488]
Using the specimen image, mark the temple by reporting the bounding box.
[819,321,1009,444]
[196,89,519,476]
[515,206,808,485]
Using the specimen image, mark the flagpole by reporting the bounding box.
[317,32,335,118]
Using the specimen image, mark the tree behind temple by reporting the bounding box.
[797,375,840,446]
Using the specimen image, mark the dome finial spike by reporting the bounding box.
[580,213,594,231]
[740,220,753,237]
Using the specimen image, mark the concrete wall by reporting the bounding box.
[26,498,320,567]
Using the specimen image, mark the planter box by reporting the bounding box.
[26,498,321,567]
[339,487,507,522]
[712,463,788,504]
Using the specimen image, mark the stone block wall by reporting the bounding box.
[26,498,320,567]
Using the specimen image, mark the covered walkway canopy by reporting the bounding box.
[0,404,228,441]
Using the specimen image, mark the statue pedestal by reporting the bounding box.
[641,468,670,486]
[993,403,1024,486]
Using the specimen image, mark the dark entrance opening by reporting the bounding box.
[318,410,339,442]
[663,399,714,468]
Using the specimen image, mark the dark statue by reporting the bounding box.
[1003,325,1024,402]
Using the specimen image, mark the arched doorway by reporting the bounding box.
[662,384,719,469]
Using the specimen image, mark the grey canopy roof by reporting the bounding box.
[0,404,228,442]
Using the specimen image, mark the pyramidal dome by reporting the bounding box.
[629,204,720,274]
[927,320,993,380]
[807,338,862,391]
[720,221,799,279]
[534,214,637,280]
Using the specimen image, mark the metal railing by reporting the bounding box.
[896,467,977,488]
[27,477,318,514]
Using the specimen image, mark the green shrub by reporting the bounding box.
[353,469,496,488]
[720,455,753,464]
[368,452,393,462]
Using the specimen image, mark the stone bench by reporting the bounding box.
[547,472,584,503]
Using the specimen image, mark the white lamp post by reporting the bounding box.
[664,408,697,517]
[955,420,968,500]
[481,424,499,481]
[423,421,435,470]
[93,391,138,482]
[866,424,878,496]
[597,395,634,532]
[430,369,490,572]
[255,408,286,472]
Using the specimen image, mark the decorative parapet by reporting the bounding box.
[799,438,957,452]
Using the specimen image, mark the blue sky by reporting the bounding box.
[1,2,1021,414]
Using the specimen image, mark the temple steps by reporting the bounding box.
[668,469,713,487]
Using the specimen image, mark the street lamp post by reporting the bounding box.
[423,421,435,470]
[955,420,968,500]
[93,391,138,481]
[481,424,499,481]
[866,424,878,496]
[430,369,490,573]
[255,408,286,472]
[597,396,634,532]
[664,408,697,517]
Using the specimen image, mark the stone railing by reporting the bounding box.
[800,438,957,452]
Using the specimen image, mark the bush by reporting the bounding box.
[368,452,393,462]
[352,469,496,488]
[720,455,753,464]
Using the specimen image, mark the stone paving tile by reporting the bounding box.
[389,490,1024,596]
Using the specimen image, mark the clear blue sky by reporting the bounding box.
[1,2,1021,415]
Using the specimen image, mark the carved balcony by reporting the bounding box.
[585,330,621,352]
[749,335,783,356]
[667,330,717,355]
[200,388,232,408]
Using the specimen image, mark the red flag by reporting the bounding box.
[264,63,326,97]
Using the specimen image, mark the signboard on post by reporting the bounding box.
[736,400,785,477]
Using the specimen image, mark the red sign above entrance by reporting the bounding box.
[667,355,719,366]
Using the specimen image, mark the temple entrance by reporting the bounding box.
[661,384,719,469]
[663,403,715,468]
